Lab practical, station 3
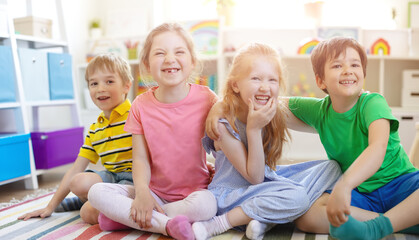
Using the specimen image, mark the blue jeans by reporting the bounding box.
[86,169,133,185]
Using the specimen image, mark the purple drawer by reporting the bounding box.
[31,127,84,169]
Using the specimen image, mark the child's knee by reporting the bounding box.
[70,172,102,197]
[295,216,318,233]
[194,190,217,219]
[80,201,99,225]
[165,189,217,221]
[289,187,310,213]
[87,183,106,203]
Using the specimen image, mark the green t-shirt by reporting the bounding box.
[289,92,417,193]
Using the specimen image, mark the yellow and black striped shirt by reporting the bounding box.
[79,99,132,173]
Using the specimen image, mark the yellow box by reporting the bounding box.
[13,16,52,39]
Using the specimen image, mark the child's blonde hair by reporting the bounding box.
[311,37,367,94]
[222,43,289,170]
[85,53,133,99]
[85,53,133,86]
[138,22,202,84]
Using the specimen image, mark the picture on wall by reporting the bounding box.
[183,20,219,55]
[317,27,360,41]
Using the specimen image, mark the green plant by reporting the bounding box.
[90,19,100,29]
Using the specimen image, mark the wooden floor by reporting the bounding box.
[0,165,69,204]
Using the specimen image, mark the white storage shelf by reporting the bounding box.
[0,0,81,189]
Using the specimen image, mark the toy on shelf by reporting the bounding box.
[297,38,320,54]
[370,38,391,55]
[125,40,139,60]
[195,74,217,92]
[85,39,122,62]
[136,75,157,96]
[292,73,316,97]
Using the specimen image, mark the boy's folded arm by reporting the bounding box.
[340,118,390,190]
[327,118,390,225]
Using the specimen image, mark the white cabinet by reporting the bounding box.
[0,0,81,189]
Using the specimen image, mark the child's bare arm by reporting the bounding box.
[205,100,225,140]
[215,99,275,184]
[327,118,390,227]
[18,156,90,220]
[215,122,265,184]
[130,134,164,229]
[207,98,317,141]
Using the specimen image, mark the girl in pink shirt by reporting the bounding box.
[88,22,218,240]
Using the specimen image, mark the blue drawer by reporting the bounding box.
[0,46,16,102]
[0,134,31,182]
[18,48,49,101]
[48,53,74,100]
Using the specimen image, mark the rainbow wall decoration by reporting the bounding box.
[184,20,219,55]
[297,38,320,54]
[370,38,391,55]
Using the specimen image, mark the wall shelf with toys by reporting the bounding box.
[0,0,83,189]
[77,23,419,161]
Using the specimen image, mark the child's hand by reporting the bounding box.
[205,101,224,140]
[206,161,215,183]
[18,207,54,220]
[326,180,352,227]
[247,98,277,130]
[130,191,164,229]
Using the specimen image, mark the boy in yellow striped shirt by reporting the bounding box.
[19,53,134,225]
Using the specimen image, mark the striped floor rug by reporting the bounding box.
[1,192,418,240]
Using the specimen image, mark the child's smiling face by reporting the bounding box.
[232,56,280,111]
[147,31,194,89]
[88,69,131,119]
[317,47,365,101]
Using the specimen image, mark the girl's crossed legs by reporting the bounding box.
[88,183,217,237]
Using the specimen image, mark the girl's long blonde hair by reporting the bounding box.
[222,43,289,170]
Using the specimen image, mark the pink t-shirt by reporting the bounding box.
[124,84,217,202]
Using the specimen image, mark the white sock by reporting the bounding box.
[192,214,232,240]
[246,220,275,240]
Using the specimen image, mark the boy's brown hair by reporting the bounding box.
[85,53,133,86]
[311,37,367,93]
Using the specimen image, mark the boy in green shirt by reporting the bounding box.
[288,37,418,239]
